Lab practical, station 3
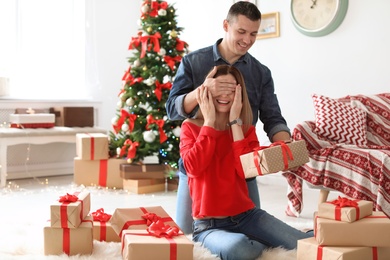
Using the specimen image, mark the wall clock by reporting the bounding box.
[290,0,348,37]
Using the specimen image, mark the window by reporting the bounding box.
[0,0,89,100]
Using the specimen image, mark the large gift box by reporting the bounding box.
[297,237,390,260]
[121,229,193,260]
[110,206,179,238]
[90,208,120,242]
[76,133,109,160]
[123,178,166,194]
[120,163,166,179]
[9,113,55,128]
[240,140,309,178]
[318,196,373,222]
[51,106,94,127]
[315,211,390,247]
[167,176,179,191]
[50,191,91,228]
[74,158,126,188]
[44,217,93,256]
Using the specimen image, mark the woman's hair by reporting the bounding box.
[226,1,261,23]
[198,65,253,134]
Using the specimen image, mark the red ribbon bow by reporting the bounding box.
[163,55,182,70]
[149,1,168,17]
[120,139,140,159]
[142,212,162,226]
[122,67,143,85]
[58,193,79,203]
[91,208,112,222]
[330,196,359,208]
[146,114,167,143]
[154,80,172,101]
[175,38,187,52]
[113,109,137,134]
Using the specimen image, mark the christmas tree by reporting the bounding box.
[109,0,189,171]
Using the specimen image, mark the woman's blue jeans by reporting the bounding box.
[175,171,261,234]
[192,208,313,260]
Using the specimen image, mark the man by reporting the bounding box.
[166,1,291,235]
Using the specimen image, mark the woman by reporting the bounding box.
[179,65,312,260]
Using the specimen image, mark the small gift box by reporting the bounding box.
[50,191,91,229]
[315,211,390,247]
[74,158,127,188]
[318,196,373,222]
[44,216,93,256]
[121,229,193,260]
[298,237,390,260]
[240,140,309,178]
[110,206,179,238]
[123,178,166,194]
[51,106,94,127]
[120,163,166,179]
[76,133,109,160]
[9,113,55,128]
[90,208,120,242]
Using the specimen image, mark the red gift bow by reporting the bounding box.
[329,196,360,221]
[252,141,294,176]
[91,208,112,222]
[164,55,182,70]
[59,193,79,203]
[147,219,180,238]
[146,114,167,143]
[154,80,172,101]
[142,212,161,226]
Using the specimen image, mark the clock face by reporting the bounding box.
[291,0,348,36]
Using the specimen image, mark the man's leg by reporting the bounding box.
[175,171,193,234]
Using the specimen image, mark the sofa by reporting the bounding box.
[283,93,390,217]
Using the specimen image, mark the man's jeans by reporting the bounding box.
[175,171,261,234]
[192,208,313,260]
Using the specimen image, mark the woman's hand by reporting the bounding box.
[196,85,215,127]
[229,84,242,121]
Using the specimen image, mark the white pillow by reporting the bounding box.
[312,94,368,146]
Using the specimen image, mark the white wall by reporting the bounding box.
[94,0,390,145]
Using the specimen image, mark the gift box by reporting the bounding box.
[318,196,373,223]
[110,206,179,238]
[76,133,109,160]
[167,176,179,191]
[9,113,55,128]
[44,217,93,256]
[90,208,121,242]
[315,211,390,247]
[74,158,126,188]
[51,106,94,127]
[120,163,166,179]
[297,237,390,260]
[50,191,91,229]
[240,140,309,178]
[123,178,166,194]
[121,229,193,260]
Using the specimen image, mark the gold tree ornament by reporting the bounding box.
[170,30,177,38]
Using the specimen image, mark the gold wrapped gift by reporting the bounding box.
[240,140,309,178]
[318,197,373,222]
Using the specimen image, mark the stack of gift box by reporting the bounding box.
[297,196,390,259]
[44,191,193,259]
[44,191,93,256]
[74,133,127,189]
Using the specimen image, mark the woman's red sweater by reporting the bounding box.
[180,122,260,219]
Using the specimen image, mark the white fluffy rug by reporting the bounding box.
[0,178,308,260]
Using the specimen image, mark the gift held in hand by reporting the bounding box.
[240,140,309,178]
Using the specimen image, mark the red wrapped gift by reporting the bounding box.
[318,196,373,222]
[50,191,90,229]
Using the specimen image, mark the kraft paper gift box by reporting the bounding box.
[50,191,91,228]
[76,133,109,160]
[121,229,193,260]
[123,178,166,194]
[240,140,309,178]
[318,196,373,223]
[120,163,166,179]
[90,208,121,242]
[297,237,390,260]
[44,216,93,256]
[110,206,179,238]
[74,158,127,188]
[315,211,390,247]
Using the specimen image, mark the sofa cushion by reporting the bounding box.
[312,94,367,146]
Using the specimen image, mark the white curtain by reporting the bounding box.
[0,0,97,100]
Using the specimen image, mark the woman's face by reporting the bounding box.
[212,73,236,113]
